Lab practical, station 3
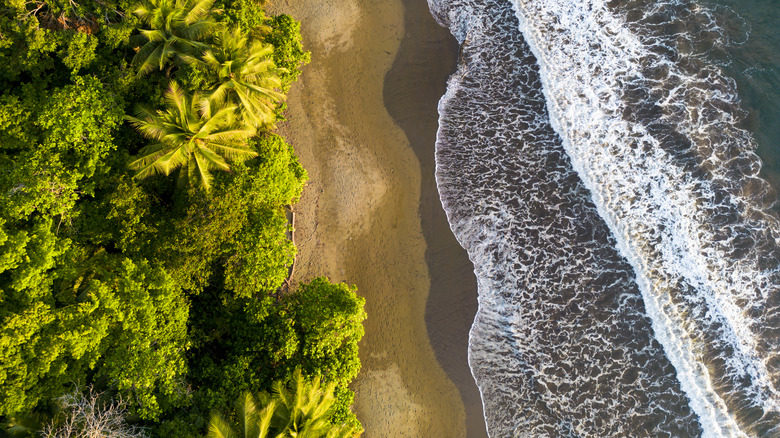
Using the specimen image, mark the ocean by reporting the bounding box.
[426,0,780,436]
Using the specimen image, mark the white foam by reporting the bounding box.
[508,0,780,435]
[430,0,703,435]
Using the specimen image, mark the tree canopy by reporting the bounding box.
[0,0,363,436]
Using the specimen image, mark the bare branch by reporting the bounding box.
[41,386,149,438]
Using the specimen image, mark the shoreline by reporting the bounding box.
[382,0,488,436]
[268,0,483,436]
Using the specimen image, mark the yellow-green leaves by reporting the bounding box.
[127,81,257,191]
[207,370,361,438]
[0,76,122,219]
[193,26,285,129]
[131,0,219,75]
[0,250,189,421]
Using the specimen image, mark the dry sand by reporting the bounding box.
[268,0,487,436]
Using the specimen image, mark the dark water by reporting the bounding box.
[698,0,780,202]
[427,0,780,436]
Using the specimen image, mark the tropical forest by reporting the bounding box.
[0,0,366,435]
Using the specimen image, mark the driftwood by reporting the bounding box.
[277,205,296,295]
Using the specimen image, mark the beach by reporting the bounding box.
[268,0,487,436]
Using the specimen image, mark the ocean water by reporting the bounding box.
[426,0,780,436]
[697,0,780,202]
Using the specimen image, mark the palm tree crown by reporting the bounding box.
[187,26,286,129]
[206,370,360,438]
[208,392,276,438]
[132,0,220,75]
[127,82,257,191]
[269,370,348,437]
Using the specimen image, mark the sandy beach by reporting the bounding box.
[268,0,487,436]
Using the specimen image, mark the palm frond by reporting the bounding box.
[178,52,203,68]
[208,81,232,106]
[185,19,219,40]
[165,82,187,118]
[128,143,169,169]
[130,151,174,180]
[131,0,217,75]
[193,27,285,129]
[127,81,257,191]
[184,0,215,23]
[205,142,257,162]
[195,144,231,171]
[207,412,237,438]
[240,77,284,96]
[136,120,172,141]
[255,400,276,438]
[192,150,214,190]
[159,144,191,173]
[206,127,255,143]
[133,42,165,76]
[198,104,239,133]
[138,28,167,42]
[232,86,261,124]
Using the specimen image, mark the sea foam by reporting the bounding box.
[429,0,705,435]
[508,0,780,435]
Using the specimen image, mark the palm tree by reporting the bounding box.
[208,392,276,438]
[126,81,257,191]
[185,26,285,129]
[268,369,360,438]
[131,0,220,75]
[206,370,360,438]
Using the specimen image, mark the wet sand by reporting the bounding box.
[383,1,488,437]
[268,0,487,436]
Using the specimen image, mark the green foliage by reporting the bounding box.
[207,391,275,438]
[60,32,99,72]
[284,279,365,429]
[128,134,306,294]
[0,79,132,416]
[288,279,366,385]
[0,218,63,310]
[0,15,64,84]
[184,26,285,129]
[76,174,159,255]
[221,136,306,297]
[0,0,362,435]
[212,0,268,33]
[0,76,123,219]
[185,278,365,433]
[264,14,309,94]
[131,0,219,75]
[267,369,361,437]
[0,0,134,86]
[207,370,361,438]
[127,81,258,190]
[0,248,189,420]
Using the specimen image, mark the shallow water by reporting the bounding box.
[698,0,780,194]
[427,0,780,436]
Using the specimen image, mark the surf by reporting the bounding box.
[508,0,780,435]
